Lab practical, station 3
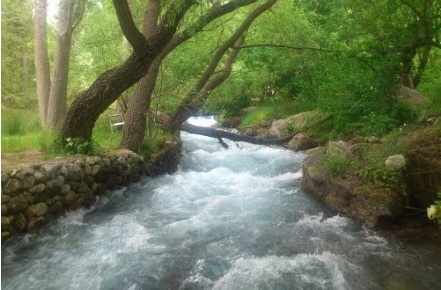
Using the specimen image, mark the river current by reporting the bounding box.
[2,117,440,289]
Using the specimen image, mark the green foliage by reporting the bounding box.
[239,99,314,128]
[353,130,406,190]
[139,128,173,158]
[1,109,41,135]
[1,0,35,107]
[324,155,350,176]
[65,137,95,155]
[355,164,403,189]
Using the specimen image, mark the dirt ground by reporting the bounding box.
[1,150,46,172]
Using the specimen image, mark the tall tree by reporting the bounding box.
[46,0,76,129]
[120,0,261,152]
[34,0,51,127]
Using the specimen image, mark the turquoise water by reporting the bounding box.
[2,118,440,289]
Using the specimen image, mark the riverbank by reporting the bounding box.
[1,137,181,241]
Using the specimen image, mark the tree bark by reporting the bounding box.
[60,0,195,142]
[120,0,261,152]
[34,0,51,128]
[120,61,160,151]
[46,0,75,130]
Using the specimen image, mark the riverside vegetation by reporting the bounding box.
[2,0,441,232]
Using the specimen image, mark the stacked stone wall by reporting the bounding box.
[1,140,181,240]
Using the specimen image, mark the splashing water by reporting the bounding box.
[2,118,440,289]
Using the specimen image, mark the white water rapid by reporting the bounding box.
[2,117,440,289]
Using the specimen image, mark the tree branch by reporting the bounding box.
[233,43,347,53]
[112,0,147,52]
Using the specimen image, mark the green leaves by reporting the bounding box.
[65,137,95,155]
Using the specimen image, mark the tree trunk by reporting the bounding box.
[60,0,194,142]
[120,61,160,151]
[120,0,262,152]
[60,51,156,141]
[34,0,51,128]
[46,0,75,130]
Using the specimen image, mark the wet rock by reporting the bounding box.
[9,195,28,213]
[385,154,406,171]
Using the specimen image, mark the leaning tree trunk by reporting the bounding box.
[60,51,156,141]
[34,0,51,129]
[60,0,194,142]
[46,0,75,130]
[119,0,263,153]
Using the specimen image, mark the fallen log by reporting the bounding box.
[148,110,295,147]
[179,122,295,147]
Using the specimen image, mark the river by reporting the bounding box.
[2,117,440,289]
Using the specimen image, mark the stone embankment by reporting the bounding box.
[1,138,181,240]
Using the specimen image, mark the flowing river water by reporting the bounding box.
[2,117,441,289]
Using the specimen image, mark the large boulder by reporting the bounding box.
[302,147,404,228]
[285,133,318,151]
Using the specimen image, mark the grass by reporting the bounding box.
[1,107,172,158]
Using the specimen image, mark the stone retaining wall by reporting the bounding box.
[1,139,181,240]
